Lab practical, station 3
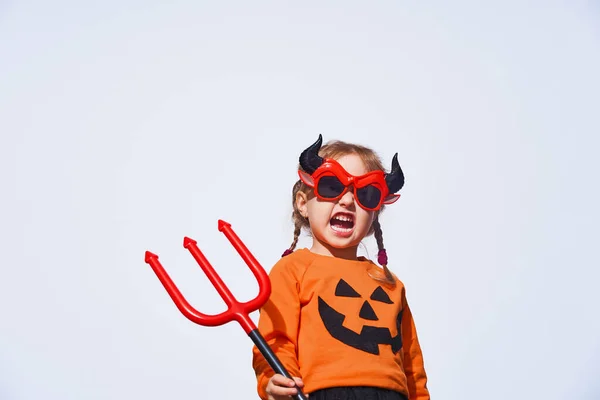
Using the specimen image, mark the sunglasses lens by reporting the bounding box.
[317,176,345,198]
[357,185,382,209]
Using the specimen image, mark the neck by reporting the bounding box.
[309,238,359,260]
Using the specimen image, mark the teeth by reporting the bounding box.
[332,214,353,222]
[331,224,353,233]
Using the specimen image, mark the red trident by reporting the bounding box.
[144,220,307,400]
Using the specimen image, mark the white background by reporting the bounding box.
[1,1,599,399]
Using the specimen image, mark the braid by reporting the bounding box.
[370,218,396,287]
[282,180,310,257]
[290,222,302,250]
[373,218,385,252]
[282,220,302,257]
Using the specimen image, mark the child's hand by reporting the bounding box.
[266,374,307,399]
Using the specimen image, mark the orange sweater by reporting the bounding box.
[252,248,429,400]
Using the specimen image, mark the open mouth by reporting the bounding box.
[329,212,355,236]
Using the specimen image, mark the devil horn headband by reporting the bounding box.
[299,134,325,174]
[298,134,405,194]
[385,153,404,194]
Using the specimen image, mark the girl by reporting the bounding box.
[252,135,430,400]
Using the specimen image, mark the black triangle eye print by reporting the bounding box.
[335,279,361,297]
[318,279,403,355]
[370,286,393,304]
[359,301,378,321]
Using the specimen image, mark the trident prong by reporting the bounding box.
[144,219,308,400]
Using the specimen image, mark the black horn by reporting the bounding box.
[385,153,405,193]
[299,134,325,174]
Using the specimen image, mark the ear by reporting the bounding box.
[296,190,309,219]
[298,170,315,187]
[383,194,400,205]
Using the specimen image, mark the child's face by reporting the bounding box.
[296,153,376,253]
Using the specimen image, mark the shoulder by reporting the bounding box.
[364,262,408,299]
[268,248,315,282]
[384,270,413,305]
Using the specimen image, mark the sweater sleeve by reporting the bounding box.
[401,289,430,400]
[252,257,304,400]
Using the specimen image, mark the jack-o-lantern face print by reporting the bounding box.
[318,278,403,355]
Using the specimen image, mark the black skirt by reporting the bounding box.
[309,386,408,400]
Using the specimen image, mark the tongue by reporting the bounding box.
[331,218,353,229]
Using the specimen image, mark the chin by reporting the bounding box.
[324,235,361,249]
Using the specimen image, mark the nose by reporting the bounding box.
[338,188,355,207]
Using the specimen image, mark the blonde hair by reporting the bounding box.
[287,139,396,287]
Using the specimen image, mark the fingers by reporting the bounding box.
[272,373,304,388]
[266,374,305,398]
[292,378,308,399]
[292,377,304,388]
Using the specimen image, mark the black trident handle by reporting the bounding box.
[249,329,309,400]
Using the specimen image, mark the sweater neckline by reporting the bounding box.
[297,248,373,267]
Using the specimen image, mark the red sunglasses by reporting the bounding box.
[298,158,400,211]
